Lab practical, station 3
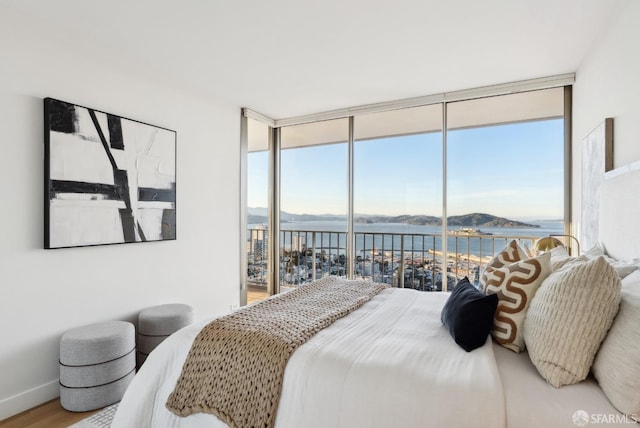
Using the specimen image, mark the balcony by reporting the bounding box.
[247,228,540,293]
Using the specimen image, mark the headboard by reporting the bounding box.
[598,161,640,261]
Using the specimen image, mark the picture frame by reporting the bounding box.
[44,98,177,249]
[580,117,613,250]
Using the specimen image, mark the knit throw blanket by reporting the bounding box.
[166,277,387,428]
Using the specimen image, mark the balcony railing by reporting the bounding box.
[247,228,539,291]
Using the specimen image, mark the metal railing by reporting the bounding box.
[247,228,539,291]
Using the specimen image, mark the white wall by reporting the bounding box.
[0,6,240,420]
[572,0,640,236]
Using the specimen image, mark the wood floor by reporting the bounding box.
[247,286,269,304]
[0,399,97,428]
[1,288,270,427]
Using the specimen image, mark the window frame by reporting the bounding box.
[241,75,573,301]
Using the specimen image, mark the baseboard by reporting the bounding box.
[0,379,59,421]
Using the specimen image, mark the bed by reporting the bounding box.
[112,166,640,428]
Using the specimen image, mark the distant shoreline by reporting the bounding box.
[248,211,542,229]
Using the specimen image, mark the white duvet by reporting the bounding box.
[113,289,506,428]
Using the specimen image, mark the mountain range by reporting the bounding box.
[247,208,539,228]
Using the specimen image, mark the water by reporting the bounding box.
[250,220,564,258]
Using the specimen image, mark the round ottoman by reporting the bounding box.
[137,303,194,368]
[59,321,135,412]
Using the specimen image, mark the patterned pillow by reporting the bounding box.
[483,252,551,353]
[524,256,621,387]
[479,240,528,291]
[592,270,640,417]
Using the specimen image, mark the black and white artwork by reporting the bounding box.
[44,98,176,249]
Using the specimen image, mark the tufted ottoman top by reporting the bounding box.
[138,303,194,336]
[60,321,135,366]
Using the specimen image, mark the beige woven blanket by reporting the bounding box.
[166,277,387,428]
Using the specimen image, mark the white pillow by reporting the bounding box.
[583,242,606,257]
[583,242,639,279]
[548,246,570,269]
[592,270,640,417]
[603,256,639,279]
[548,246,589,271]
[524,256,621,387]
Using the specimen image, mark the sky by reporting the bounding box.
[248,118,564,220]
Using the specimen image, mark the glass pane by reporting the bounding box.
[446,88,565,286]
[246,119,270,303]
[280,118,349,291]
[354,104,444,291]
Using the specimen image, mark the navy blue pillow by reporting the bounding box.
[441,277,498,352]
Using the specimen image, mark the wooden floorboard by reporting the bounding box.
[0,399,98,428]
[247,286,269,304]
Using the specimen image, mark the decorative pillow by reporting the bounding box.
[548,246,579,270]
[483,252,551,353]
[549,251,589,271]
[441,277,499,352]
[602,256,639,279]
[523,256,621,387]
[592,270,640,417]
[479,240,528,291]
[583,242,639,279]
[583,242,607,257]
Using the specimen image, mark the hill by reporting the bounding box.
[357,212,538,228]
[447,213,539,228]
[248,208,539,228]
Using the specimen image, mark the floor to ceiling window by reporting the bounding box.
[245,117,271,301]
[242,81,570,300]
[353,105,444,290]
[446,89,564,224]
[445,88,566,284]
[279,119,349,292]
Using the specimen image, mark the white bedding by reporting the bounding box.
[493,344,632,427]
[112,289,506,428]
[113,287,629,428]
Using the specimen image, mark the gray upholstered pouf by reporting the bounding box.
[59,321,135,412]
[137,303,194,368]
[60,371,135,412]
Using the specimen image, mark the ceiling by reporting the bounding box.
[5,0,620,120]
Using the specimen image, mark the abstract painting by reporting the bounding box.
[44,98,176,249]
[580,118,613,250]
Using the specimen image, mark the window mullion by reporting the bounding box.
[347,116,355,279]
[441,102,448,292]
